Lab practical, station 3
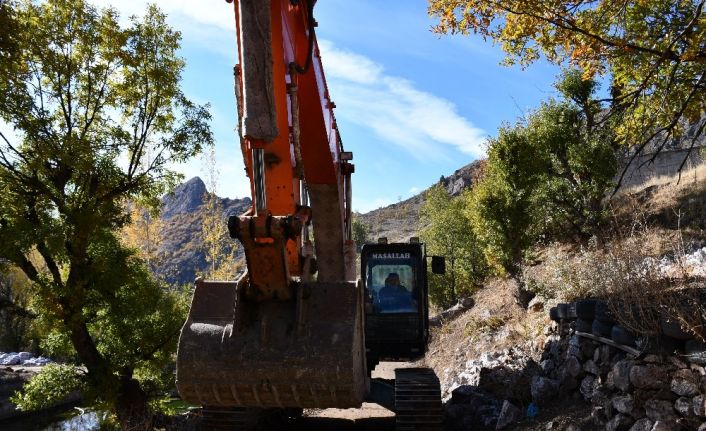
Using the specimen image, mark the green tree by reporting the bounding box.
[428,0,706,167]
[0,0,211,428]
[528,71,617,240]
[420,184,487,309]
[466,126,542,279]
[351,213,369,248]
[466,71,616,305]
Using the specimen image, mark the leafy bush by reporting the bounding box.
[11,364,86,411]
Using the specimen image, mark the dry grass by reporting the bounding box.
[423,277,548,390]
[610,162,706,234]
[617,162,706,196]
[525,226,706,340]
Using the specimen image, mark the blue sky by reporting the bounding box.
[91,0,564,213]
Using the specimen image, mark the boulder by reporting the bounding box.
[631,366,669,390]
[668,357,687,369]
[650,421,679,431]
[584,359,600,376]
[581,342,597,361]
[592,405,608,425]
[695,395,706,417]
[613,395,636,415]
[446,386,501,431]
[629,418,654,431]
[606,413,634,431]
[670,369,699,397]
[692,364,706,376]
[600,345,612,364]
[567,336,582,359]
[528,296,544,312]
[644,399,677,422]
[674,397,691,416]
[605,371,617,390]
[540,359,555,375]
[564,356,582,378]
[495,400,521,430]
[613,360,635,392]
[17,352,31,361]
[531,376,559,404]
[580,375,596,400]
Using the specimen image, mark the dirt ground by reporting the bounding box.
[296,361,404,430]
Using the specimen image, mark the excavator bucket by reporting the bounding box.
[176,275,367,409]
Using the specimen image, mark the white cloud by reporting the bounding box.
[319,40,487,160]
[409,186,420,195]
[317,40,384,84]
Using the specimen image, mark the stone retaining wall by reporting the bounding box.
[543,326,706,431]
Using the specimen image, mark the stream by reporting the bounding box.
[2,407,101,431]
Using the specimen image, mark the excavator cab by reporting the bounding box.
[362,239,444,371]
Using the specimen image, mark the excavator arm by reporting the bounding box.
[230,0,356,299]
[175,0,366,410]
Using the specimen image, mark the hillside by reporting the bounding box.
[359,160,485,243]
[415,161,706,430]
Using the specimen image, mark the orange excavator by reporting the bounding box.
[176,1,445,429]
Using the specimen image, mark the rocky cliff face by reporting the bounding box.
[161,177,208,219]
[156,177,250,286]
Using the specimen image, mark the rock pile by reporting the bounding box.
[0,352,53,366]
[444,345,545,430]
[648,245,706,278]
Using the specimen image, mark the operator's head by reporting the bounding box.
[387,273,400,287]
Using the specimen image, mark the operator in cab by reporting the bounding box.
[376,273,416,313]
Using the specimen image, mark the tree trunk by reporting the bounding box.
[115,374,152,431]
[68,320,151,430]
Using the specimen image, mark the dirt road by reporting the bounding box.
[290,361,418,430]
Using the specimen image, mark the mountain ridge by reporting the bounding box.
[154,160,484,284]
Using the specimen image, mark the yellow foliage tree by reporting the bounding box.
[201,147,240,280]
[428,0,706,176]
[121,203,165,275]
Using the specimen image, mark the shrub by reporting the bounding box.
[11,364,86,411]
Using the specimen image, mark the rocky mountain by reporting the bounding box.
[156,177,250,286]
[156,161,484,284]
[358,159,485,243]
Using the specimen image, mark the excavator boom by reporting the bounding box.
[175,0,365,410]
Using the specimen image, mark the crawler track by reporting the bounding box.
[394,368,443,431]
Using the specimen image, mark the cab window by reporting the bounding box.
[365,257,417,314]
